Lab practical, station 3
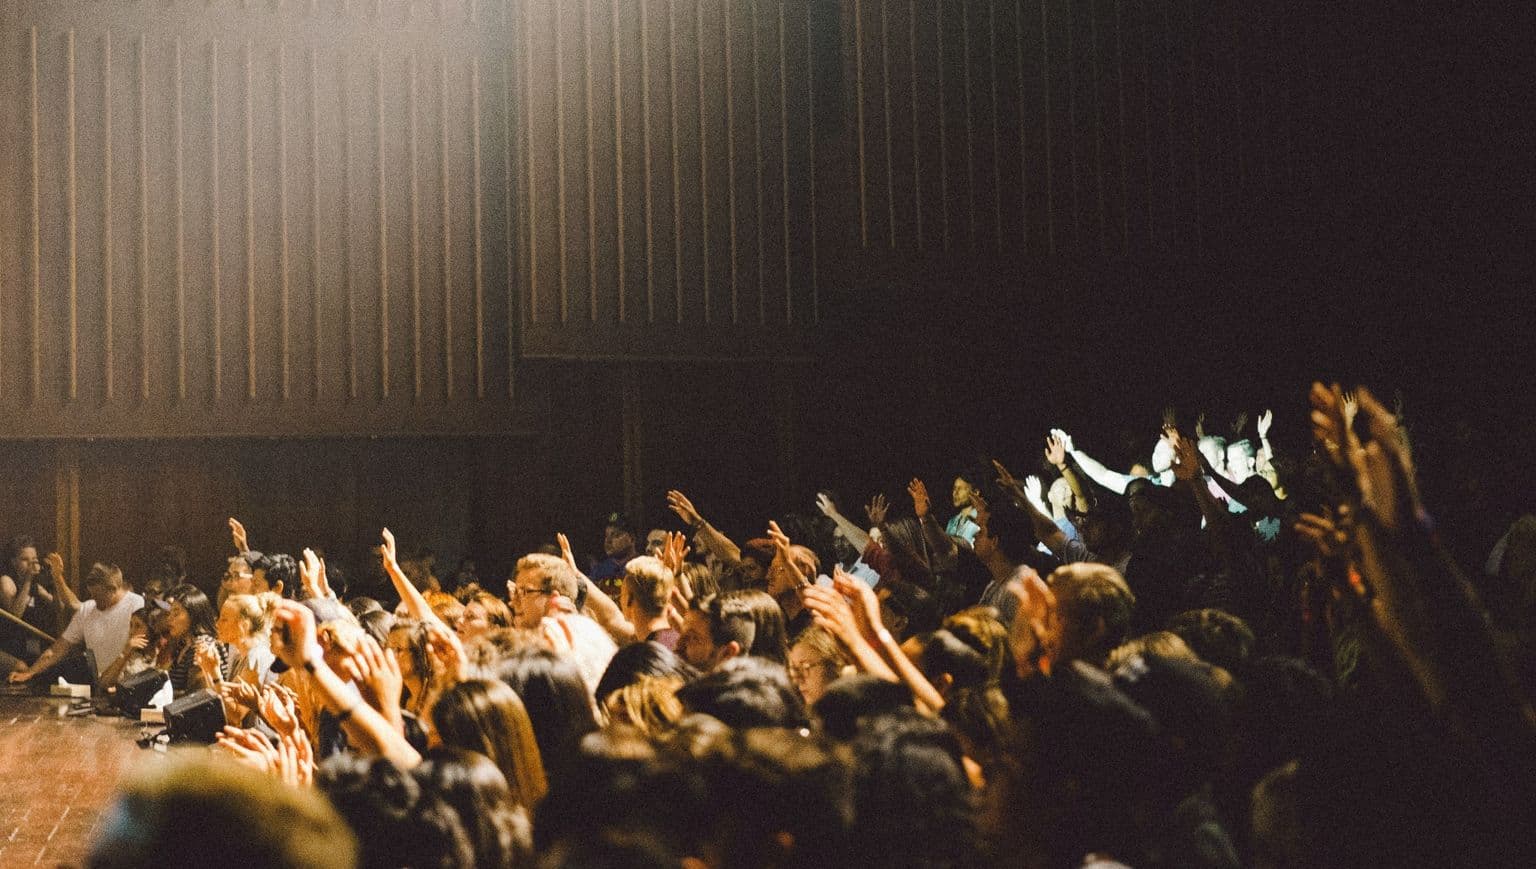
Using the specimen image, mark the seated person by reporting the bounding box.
[8,563,144,685]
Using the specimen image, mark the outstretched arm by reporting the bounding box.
[380,529,440,627]
[816,493,873,554]
[667,490,742,566]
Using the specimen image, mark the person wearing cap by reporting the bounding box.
[590,512,640,593]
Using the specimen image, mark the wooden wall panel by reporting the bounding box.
[829,0,1316,279]
[517,0,821,359]
[0,1,519,438]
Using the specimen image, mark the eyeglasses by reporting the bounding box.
[509,585,551,599]
[788,661,819,677]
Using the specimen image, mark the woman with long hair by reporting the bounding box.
[163,584,227,694]
[430,678,549,809]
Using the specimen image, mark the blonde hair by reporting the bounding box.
[791,624,850,675]
[423,590,465,625]
[514,553,580,600]
[601,675,685,737]
[621,556,676,615]
[224,593,277,640]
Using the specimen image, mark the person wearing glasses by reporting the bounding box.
[507,553,616,694]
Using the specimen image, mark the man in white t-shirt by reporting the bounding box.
[8,563,144,683]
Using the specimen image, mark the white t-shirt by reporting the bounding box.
[61,591,145,677]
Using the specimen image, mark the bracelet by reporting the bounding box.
[334,705,357,724]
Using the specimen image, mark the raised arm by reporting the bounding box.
[44,553,81,621]
[995,454,1068,557]
[380,528,440,627]
[1057,429,1137,495]
[667,490,741,566]
[816,492,873,554]
[271,598,421,768]
[560,532,636,643]
[908,478,958,563]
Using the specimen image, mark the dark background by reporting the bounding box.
[0,0,1530,593]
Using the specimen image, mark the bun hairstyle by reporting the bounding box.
[225,592,279,639]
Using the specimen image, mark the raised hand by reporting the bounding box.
[555,532,588,581]
[801,583,861,643]
[1295,504,1355,563]
[423,620,469,687]
[1195,413,1208,440]
[1006,569,1055,678]
[217,726,277,775]
[299,549,334,601]
[229,518,250,553]
[195,641,223,686]
[908,478,931,518]
[659,531,690,574]
[814,492,841,518]
[1023,475,1045,507]
[666,489,704,528]
[832,567,881,641]
[43,552,65,587]
[1231,411,1250,437]
[348,634,405,722]
[258,684,301,740]
[1044,434,1068,468]
[767,521,809,589]
[271,599,323,672]
[992,458,1022,493]
[864,493,890,527]
[1256,408,1273,439]
[273,727,315,788]
[1170,430,1203,482]
[1050,428,1075,454]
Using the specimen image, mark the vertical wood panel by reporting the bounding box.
[102,35,114,402]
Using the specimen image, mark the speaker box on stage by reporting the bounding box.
[164,690,223,743]
[113,668,168,717]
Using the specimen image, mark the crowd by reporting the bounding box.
[5,383,1535,868]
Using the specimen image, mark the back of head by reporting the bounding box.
[88,752,357,869]
[943,607,1010,683]
[701,589,789,664]
[495,647,599,781]
[317,753,473,869]
[1167,608,1256,673]
[416,747,532,869]
[1049,563,1137,667]
[811,675,915,742]
[696,728,853,869]
[430,678,549,808]
[676,656,807,729]
[849,708,983,868]
[916,629,991,694]
[986,501,1042,566]
[261,553,298,596]
[595,640,696,703]
[84,562,126,594]
[622,556,676,617]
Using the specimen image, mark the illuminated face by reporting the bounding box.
[951,478,978,510]
[1197,438,1226,474]
[508,569,552,630]
[215,599,243,645]
[11,547,40,580]
[788,643,834,705]
[455,602,491,641]
[645,530,668,556]
[1225,446,1256,483]
[166,602,192,640]
[604,526,636,558]
[1048,478,1073,511]
[222,558,255,597]
[677,610,719,670]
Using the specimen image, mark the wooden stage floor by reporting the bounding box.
[0,693,159,867]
